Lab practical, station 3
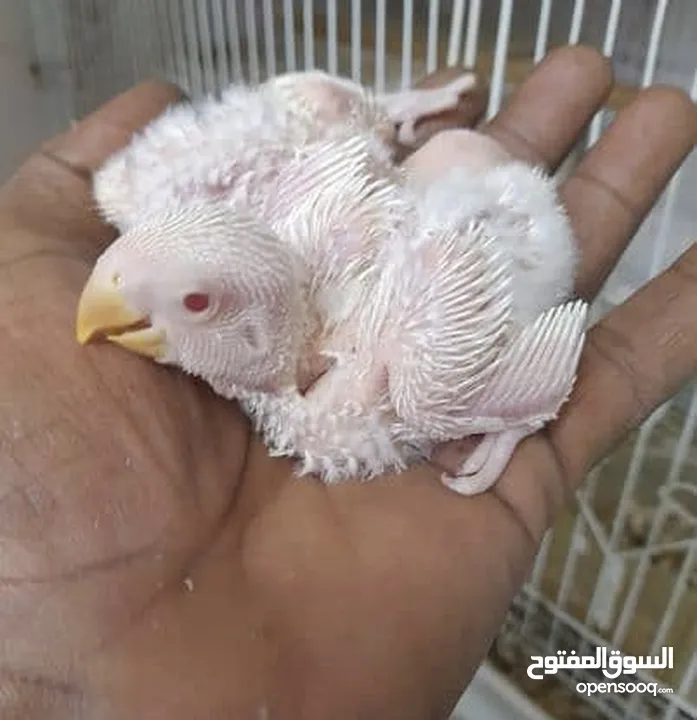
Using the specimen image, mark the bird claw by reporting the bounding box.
[381,73,477,147]
[459,433,498,476]
[441,425,538,496]
[441,466,500,497]
[397,119,418,147]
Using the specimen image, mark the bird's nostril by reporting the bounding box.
[111,272,123,287]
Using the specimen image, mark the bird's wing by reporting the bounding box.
[460,299,588,434]
[92,85,300,231]
[383,218,515,441]
[265,133,405,293]
[264,133,392,221]
[263,70,386,133]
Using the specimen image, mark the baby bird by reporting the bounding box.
[76,125,587,495]
[93,69,477,232]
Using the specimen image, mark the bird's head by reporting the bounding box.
[76,202,304,396]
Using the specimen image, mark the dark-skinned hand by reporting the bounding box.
[1,46,696,719]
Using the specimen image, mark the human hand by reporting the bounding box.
[1,46,696,719]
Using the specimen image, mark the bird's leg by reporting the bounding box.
[442,423,542,496]
[456,433,500,476]
[435,301,588,496]
[379,73,477,146]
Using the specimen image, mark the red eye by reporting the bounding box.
[183,292,211,313]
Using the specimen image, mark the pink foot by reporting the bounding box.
[380,73,477,146]
[442,425,539,496]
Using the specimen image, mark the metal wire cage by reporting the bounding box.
[17,1,697,718]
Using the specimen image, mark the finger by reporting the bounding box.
[484,45,613,171]
[562,86,697,299]
[553,242,697,486]
[42,80,186,175]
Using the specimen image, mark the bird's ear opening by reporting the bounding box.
[240,321,264,353]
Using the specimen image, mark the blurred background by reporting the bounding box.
[1,1,695,718]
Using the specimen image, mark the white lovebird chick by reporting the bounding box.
[396,132,587,492]
[78,132,395,384]
[395,128,587,492]
[93,69,477,232]
[76,128,587,496]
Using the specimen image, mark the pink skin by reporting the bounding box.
[403,128,514,183]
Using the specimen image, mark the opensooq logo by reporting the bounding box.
[526,646,673,680]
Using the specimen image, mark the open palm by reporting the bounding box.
[2,46,696,719]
